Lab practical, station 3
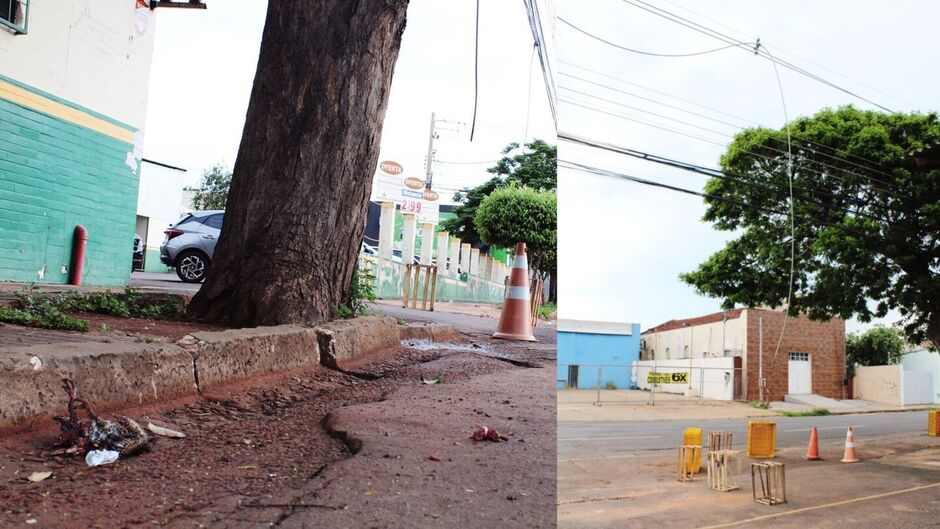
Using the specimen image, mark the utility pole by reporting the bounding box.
[759,317,764,403]
[721,313,727,357]
[425,112,437,190]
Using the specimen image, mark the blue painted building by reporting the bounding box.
[557,320,642,389]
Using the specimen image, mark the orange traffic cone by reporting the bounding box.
[840,426,859,463]
[493,242,536,342]
[803,427,822,461]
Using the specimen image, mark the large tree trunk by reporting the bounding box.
[188,0,409,327]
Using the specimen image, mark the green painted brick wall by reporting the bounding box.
[0,97,138,286]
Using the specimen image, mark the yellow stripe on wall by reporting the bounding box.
[0,79,135,144]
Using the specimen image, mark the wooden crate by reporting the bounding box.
[708,431,733,452]
[751,462,787,505]
[707,450,741,492]
[929,410,938,437]
[676,445,701,482]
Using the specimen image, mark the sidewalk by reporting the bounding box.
[770,399,938,415]
[558,390,778,421]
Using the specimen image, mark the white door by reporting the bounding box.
[788,352,812,394]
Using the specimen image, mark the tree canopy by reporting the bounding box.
[475,185,556,276]
[191,163,232,211]
[681,106,940,351]
[846,326,906,368]
[440,139,556,245]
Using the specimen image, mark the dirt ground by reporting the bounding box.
[0,313,223,348]
[0,330,556,528]
[558,433,940,529]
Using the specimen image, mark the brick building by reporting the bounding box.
[0,1,157,285]
[641,308,846,402]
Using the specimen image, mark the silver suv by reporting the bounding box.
[159,210,224,283]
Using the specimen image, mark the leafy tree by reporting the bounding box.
[191,163,232,211]
[846,326,906,368]
[441,139,556,245]
[474,185,556,282]
[189,1,409,327]
[681,106,940,351]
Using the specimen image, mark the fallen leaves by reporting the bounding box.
[27,471,53,482]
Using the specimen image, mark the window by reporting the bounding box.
[0,0,29,34]
[202,214,224,230]
[788,352,810,362]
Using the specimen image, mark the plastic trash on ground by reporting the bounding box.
[86,449,120,467]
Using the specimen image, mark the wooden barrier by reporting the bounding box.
[708,431,733,452]
[751,462,787,505]
[676,445,701,482]
[529,277,544,328]
[707,450,741,492]
[402,264,438,311]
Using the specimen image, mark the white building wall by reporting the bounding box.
[901,348,940,404]
[642,317,745,361]
[0,0,157,128]
[633,357,737,400]
[137,160,186,251]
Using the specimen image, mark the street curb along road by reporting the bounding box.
[0,317,457,435]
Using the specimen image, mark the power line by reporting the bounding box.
[558,96,907,199]
[434,159,498,165]
[619,0,896,112]
[522,0,557,127]
[655,0,920,110]
[470,0,480,141]
[559,62,901,176]
[558,133,910,224]
[560,159,789,216]
[559,158,926,254]
[558,16,748,57]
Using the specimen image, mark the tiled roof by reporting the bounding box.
[642,308,744,334]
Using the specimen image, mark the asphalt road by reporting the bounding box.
[130,271,201,294]
[558,411,932,461]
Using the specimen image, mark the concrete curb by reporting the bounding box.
[180,326,320,389]
[0,315,425,435]
[398,322,461,342]
[0,342,194,435]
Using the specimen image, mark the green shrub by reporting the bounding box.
[782,408,831,417]
[333,265,376,319]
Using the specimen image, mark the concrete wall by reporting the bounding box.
[137,160,186,272]
[557,323,641,389]
[901,348,940,404]
[854,365,901,405]
[0,1,157,285]
[633,357,739,401]
[642,316,745,360]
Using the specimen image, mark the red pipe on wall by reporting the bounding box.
[69,225,88,286]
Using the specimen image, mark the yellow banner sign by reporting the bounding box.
[647,372,689,384]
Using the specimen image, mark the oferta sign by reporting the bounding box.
[372,160,440,224]
[647,372,689,384]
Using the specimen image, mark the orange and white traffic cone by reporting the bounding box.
[840,426,859,463]
[493,242,536,342]
[803,426,822,461]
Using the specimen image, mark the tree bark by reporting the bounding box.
[188,0,409,327]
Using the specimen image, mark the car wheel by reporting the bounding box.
[175,250,209,283]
